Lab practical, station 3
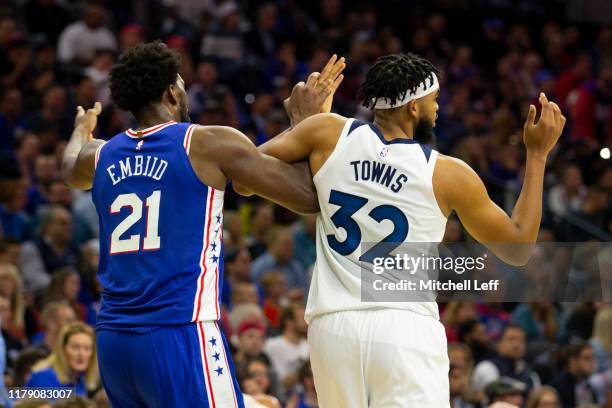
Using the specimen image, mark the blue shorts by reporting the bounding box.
[97,321,244,408]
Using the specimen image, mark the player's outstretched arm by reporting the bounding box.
[192,125,319,214]
[434,93,566,265]
[61,102,105,190]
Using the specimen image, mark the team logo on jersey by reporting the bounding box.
[136,140,144,150]
[379,147,390,158]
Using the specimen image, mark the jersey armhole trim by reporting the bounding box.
[184,124,197,154]
[94,143,105,170]
[428,150,449,221]
[312,118,353,183]
[177,124,226,193]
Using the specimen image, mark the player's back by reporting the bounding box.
[92,121,224,332]
[307,118,448,322]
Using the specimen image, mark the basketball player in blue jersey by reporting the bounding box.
[60,41,343,408]
[237,53,566,407]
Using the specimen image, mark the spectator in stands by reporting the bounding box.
[26,322,99,397]
[548,343,597,408]
[0,87,28,152]
[221,246,253,309]
[84,49,115,108]
[43,267,88,322]
[187,59,239,126]
[0,292,25,363]
[548,164,587,221]
[233,319,269,369]
[443,301,478,343]
[0,328,10,407]
[246,201,274,259]
[450,364,475,407]
[556,186,609,242]
[0,262,25,340]
[223,211,244,250]
[472,325,541,398]
[251,227,305,291]
[526,386,561,408]
[20,206,78,293]
[286,361,318,408]
[458,319,493,364]
[239,358,281,408]
[13,348,47,386]
[29,301,76,357]
[25,154,59,215]
[231,282,259,307]
[57,4,117,65]
[0,174,29,242]
[590,306,612,373]
[571,64,612,142]
[511,302,564,343]
[485,378,526,408]
[0,239,21,266]
[293,215,316,270]
[261,271,288,331]
[245,356,277,398]
[264,303,308,396]
[200,2,244,64]
[14,133,39,186]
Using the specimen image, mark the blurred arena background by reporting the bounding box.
[0,0,610,407]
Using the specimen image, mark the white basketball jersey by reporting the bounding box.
[306,118,448,323]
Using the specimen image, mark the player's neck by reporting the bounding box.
[373,116,414,141]
[135,105,177,130]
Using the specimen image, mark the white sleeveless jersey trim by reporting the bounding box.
[307,118,448,323]
[312,118,353,183]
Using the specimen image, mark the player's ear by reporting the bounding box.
[406,100,419,119]
[166,84,179,105]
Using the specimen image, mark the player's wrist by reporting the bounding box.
[525,150,548,163]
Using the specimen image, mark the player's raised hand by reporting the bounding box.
[74,101,102,140]
[315,54,346,113]
[284,54,345,126]
[523,93,566,158]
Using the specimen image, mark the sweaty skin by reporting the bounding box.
[240,91,566,266]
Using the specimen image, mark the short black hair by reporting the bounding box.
[458,318,481,342]
[357,53,440,110]
[499,323,525,339]
[109,41,181,114]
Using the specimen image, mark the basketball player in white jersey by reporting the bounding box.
[236,53,566,407]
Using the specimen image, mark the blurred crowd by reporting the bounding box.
[0,0,610,407]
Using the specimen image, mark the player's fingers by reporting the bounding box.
[330,74,344,93]
[93,101,102,115]
[305,72,320,88]
[320,54,337,79]
[539,93,553,123]
[76,106,85,117]
[524,104,536,128]
[291,81,305,96]
[329,57,346,79]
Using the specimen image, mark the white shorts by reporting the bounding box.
[308,309,450,408]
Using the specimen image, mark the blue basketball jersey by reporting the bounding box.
[92,121,225,333]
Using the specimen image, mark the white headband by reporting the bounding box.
[371,74,439,109]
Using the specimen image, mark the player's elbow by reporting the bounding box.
[61,167,91,191]
[492,243,534,266]
[232,181,254,197]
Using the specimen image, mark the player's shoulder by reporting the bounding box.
[433,154,485,213]
[435,154,478,178]
[298,113,347,132]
